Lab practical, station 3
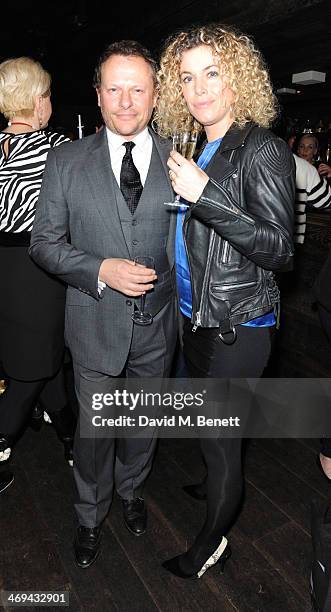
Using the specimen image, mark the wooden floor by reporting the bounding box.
[0,423,328,612]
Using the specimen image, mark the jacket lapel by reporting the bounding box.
[185,127,247,222]
[149,128,176,268]
[199,122,257,182]
[149,128,172,188]
[205,149,237,183]
[85,128,130,256]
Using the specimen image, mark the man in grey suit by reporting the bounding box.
[30,41,177,568]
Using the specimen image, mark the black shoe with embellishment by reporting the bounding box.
[162,537,231,579]
[0,435,11,462]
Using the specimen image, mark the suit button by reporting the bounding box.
[126,300,132,306]
[132,240,138,245]
[132,220,137,226]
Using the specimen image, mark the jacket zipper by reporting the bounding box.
[189,144,249,332]
[212,280,257,291]
[192,231,216,332]
[221,240,229,263]
[192,310,201,332]
[194,151,235,324]
[202,192,255,226]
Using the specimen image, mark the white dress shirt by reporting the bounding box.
[98,127,153,293]
[105,126,153,187]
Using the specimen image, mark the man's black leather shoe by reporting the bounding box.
[122,497,147,536]
[73,525,101,568]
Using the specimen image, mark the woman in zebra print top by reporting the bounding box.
[0,57,75,466]
[0,129,68,232]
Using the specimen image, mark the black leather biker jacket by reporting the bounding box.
[183,122,295,335]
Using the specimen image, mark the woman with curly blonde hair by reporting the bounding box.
[155,24,277,136]
[155,24,295,579]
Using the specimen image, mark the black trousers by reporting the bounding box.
[182,319,272,567]
[0,366,67,441]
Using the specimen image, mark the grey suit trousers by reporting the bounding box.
[73,298,176,527]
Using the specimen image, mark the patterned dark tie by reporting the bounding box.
[120,141,143,214]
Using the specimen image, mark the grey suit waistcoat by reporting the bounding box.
[114,143,174,315]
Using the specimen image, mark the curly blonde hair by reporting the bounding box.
[0,57,51,120]
[154,24,277,137]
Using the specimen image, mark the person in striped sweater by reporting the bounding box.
[293,153,331,244]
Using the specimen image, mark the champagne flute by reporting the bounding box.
[164,130,198,209]
[131,256,155,326]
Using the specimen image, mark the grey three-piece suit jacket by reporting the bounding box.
[30,127,177,376]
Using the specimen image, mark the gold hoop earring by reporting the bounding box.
[38,115,43,128]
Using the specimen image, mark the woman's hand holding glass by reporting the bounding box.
[167,150,209,205]
[164,130,199,209]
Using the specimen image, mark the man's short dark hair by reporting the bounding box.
[93,40,157,88]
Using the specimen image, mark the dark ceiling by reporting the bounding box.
[1,0,330,133]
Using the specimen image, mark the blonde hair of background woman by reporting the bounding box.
[154,23,277,137]
[0,57,51,120]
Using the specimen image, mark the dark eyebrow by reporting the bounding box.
[180,64,219,76]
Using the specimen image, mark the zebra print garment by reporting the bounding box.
[0,130,70,232]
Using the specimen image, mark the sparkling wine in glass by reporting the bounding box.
[176,130,198,160]
[164,130,198,209]
[131,256,155,326]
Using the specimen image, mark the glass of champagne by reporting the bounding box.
[164,130,198,209]
[131,256,155,326]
